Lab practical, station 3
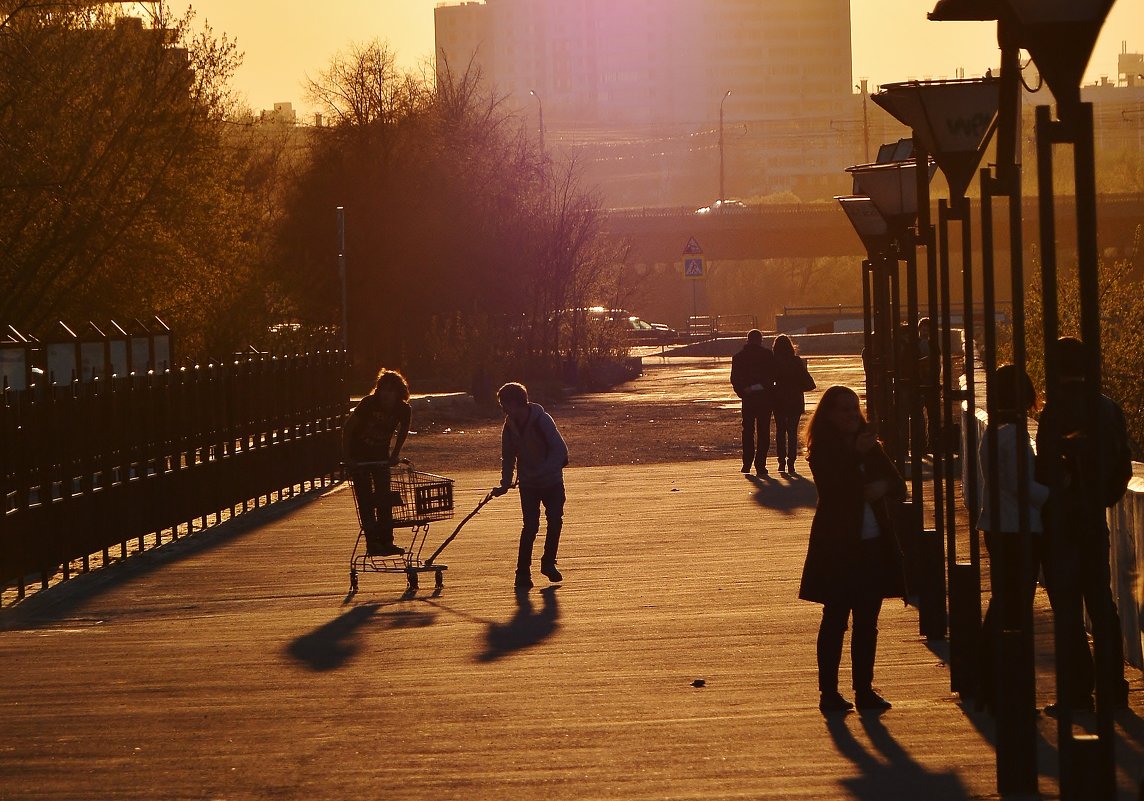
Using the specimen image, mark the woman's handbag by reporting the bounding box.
[800,359,817,392]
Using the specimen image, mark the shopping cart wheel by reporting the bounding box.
[349,569,358,593]
[434,569,444,589]
[406,569,419,591]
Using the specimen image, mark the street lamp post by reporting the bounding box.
[529,90,544,149]
[719,89,732,202]
[336,206,348,352]
[926,2,1118,797]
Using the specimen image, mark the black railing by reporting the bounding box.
[1,351,349,602]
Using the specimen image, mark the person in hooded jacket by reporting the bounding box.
[799,385,907,714]
[771,334,815,474]
[1035,337,1132,713]
[492,382,570,590]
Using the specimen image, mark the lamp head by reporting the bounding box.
[872,78,999,200]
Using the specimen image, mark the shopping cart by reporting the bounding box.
[346,461,504,594]
[346,461,455,594]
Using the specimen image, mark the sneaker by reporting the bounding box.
[1044,697,1094,716]
[367,541,404,556]
[741,463,752,473]
[757,465,769,476]
[819,691,854,714]
[540,562,563,582]
[855,688,892,711]
[788,461,797,474]
[515,573,534,590]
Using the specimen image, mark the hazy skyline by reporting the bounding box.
[185,0,1142,114]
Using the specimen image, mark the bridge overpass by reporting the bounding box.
[602,194,1144,264]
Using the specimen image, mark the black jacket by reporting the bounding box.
[799,433,907,604]
[773,353,813,416]
[730,343,775,401]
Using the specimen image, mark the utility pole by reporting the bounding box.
[336,206,348,351]
[719,89,732,201]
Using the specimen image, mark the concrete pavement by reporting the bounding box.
[2,359,1143,800]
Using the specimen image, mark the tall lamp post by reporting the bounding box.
[926,2,1118,798]
[529,90,544,149]
[719,89,732,202]
[336,206,348,352]
[875,74,1037,791]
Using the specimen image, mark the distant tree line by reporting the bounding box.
[1,5,627,393]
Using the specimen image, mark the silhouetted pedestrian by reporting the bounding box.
[491,382,569,590]
[799,385,906,714]
[342,368,412,556]
[731,329,776,475]
[976,364,1048,718]
[1035,337,1133,713]
[772,334,815,474]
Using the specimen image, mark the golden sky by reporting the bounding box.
[183,0,1142,113]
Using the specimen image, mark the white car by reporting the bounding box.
[695,199,748,215]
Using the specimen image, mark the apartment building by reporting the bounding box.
[434,0,857,203]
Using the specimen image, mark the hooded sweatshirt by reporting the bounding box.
[500,402,569,490]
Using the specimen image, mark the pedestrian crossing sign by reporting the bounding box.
[684,256,705,279]
[683,237,703,255]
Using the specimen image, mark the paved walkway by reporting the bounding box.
[2,359,1142,800]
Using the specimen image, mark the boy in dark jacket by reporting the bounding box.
[492,382,570,590]
[730,329,776,475]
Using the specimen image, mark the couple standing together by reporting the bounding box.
[730,329,816,475]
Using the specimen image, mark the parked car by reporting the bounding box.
[694,199,748,215]
[554,307,677,345]
[618,314,677,345]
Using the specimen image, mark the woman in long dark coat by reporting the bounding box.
[799,385,907,714]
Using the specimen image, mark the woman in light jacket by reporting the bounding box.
[976,363,1049,714]
[799,385,906,714]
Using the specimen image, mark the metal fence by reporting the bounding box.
[1,351,349,602]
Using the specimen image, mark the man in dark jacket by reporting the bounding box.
[492,382,570,590]
[1035,337,1133,713]
[730,329,776,475]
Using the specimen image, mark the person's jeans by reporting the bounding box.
[1042,519,1128,706]
[774,412,802,466]
[817,593,883,694]
[517,483,565,575]
[741,394,773,470]
[352,464,396,546]
[979,531,1040,709]
[817,539,885,694]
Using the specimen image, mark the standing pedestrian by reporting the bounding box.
[799,385,907,714]
[1035,337,1133,713]
[730,329,776,475]
[772,334,815,474]
[976,364,1049,717]
[342,368,412,556]
[491,382,570,590]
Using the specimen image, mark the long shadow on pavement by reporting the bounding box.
[827,713,969,800]
[287,601,438,672]
[1,486,329,630]
[746,473,818,515]
[477,585,560,663]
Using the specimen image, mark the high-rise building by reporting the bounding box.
[435,0,852,128]
[433,0,859,203]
